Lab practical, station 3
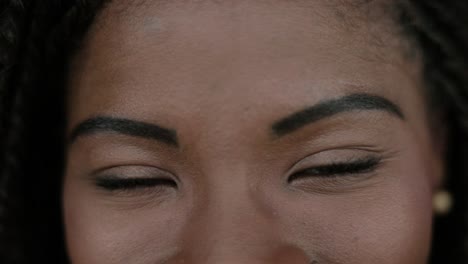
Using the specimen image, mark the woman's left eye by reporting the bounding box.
[288,156,381,183]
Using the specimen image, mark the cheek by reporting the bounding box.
[278,149,434,263]
[63,177,183,264]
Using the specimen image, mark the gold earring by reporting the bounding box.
[433,190,453,215]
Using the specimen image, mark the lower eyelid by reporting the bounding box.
[97,187,177,210]
[115,186,172,197]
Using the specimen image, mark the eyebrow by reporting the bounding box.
[272,93,404,137]
[69,116,179,147]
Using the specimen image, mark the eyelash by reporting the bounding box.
[95,177,177,191]
[288,156,381,183]
[94,157,381,191]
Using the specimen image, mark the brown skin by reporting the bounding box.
[63,1,444,263]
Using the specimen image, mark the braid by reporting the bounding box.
[0,1,107,263]
[399,1,468,118]
[0,1,33,262]
[0,0,28,192]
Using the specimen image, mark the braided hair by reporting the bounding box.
[398,2,468,263]
[0,1,467,263]
[0,1,108,263]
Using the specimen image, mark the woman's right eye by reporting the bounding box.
[91,165,178,194]
[95,177,178,191]
[92,174,178,206]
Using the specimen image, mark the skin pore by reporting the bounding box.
[63,0,444,263]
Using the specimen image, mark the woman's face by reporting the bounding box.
[63,1,444,263]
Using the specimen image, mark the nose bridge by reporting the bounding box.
[174,169,309,263]
[189,171,273,250]
[181,208,309,263]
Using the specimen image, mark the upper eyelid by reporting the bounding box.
[295,158,381,174]
[287,159,382,184]
[91,164,176,178]
[310,156,382,168]
[302,157,381,173]
[89,165,181,188]
[285,147,384,169]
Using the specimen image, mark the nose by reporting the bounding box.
[169,224,311,263]
[166,179,311,264]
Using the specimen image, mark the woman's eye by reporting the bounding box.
[95,176,178,191]
[288,156,381,183]
[91,166,178,194]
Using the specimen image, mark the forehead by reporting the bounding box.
[67,0,423,134]
[78,0,403,66]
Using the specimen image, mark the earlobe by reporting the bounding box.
[430,123,451,215]
[433,190,453,216]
